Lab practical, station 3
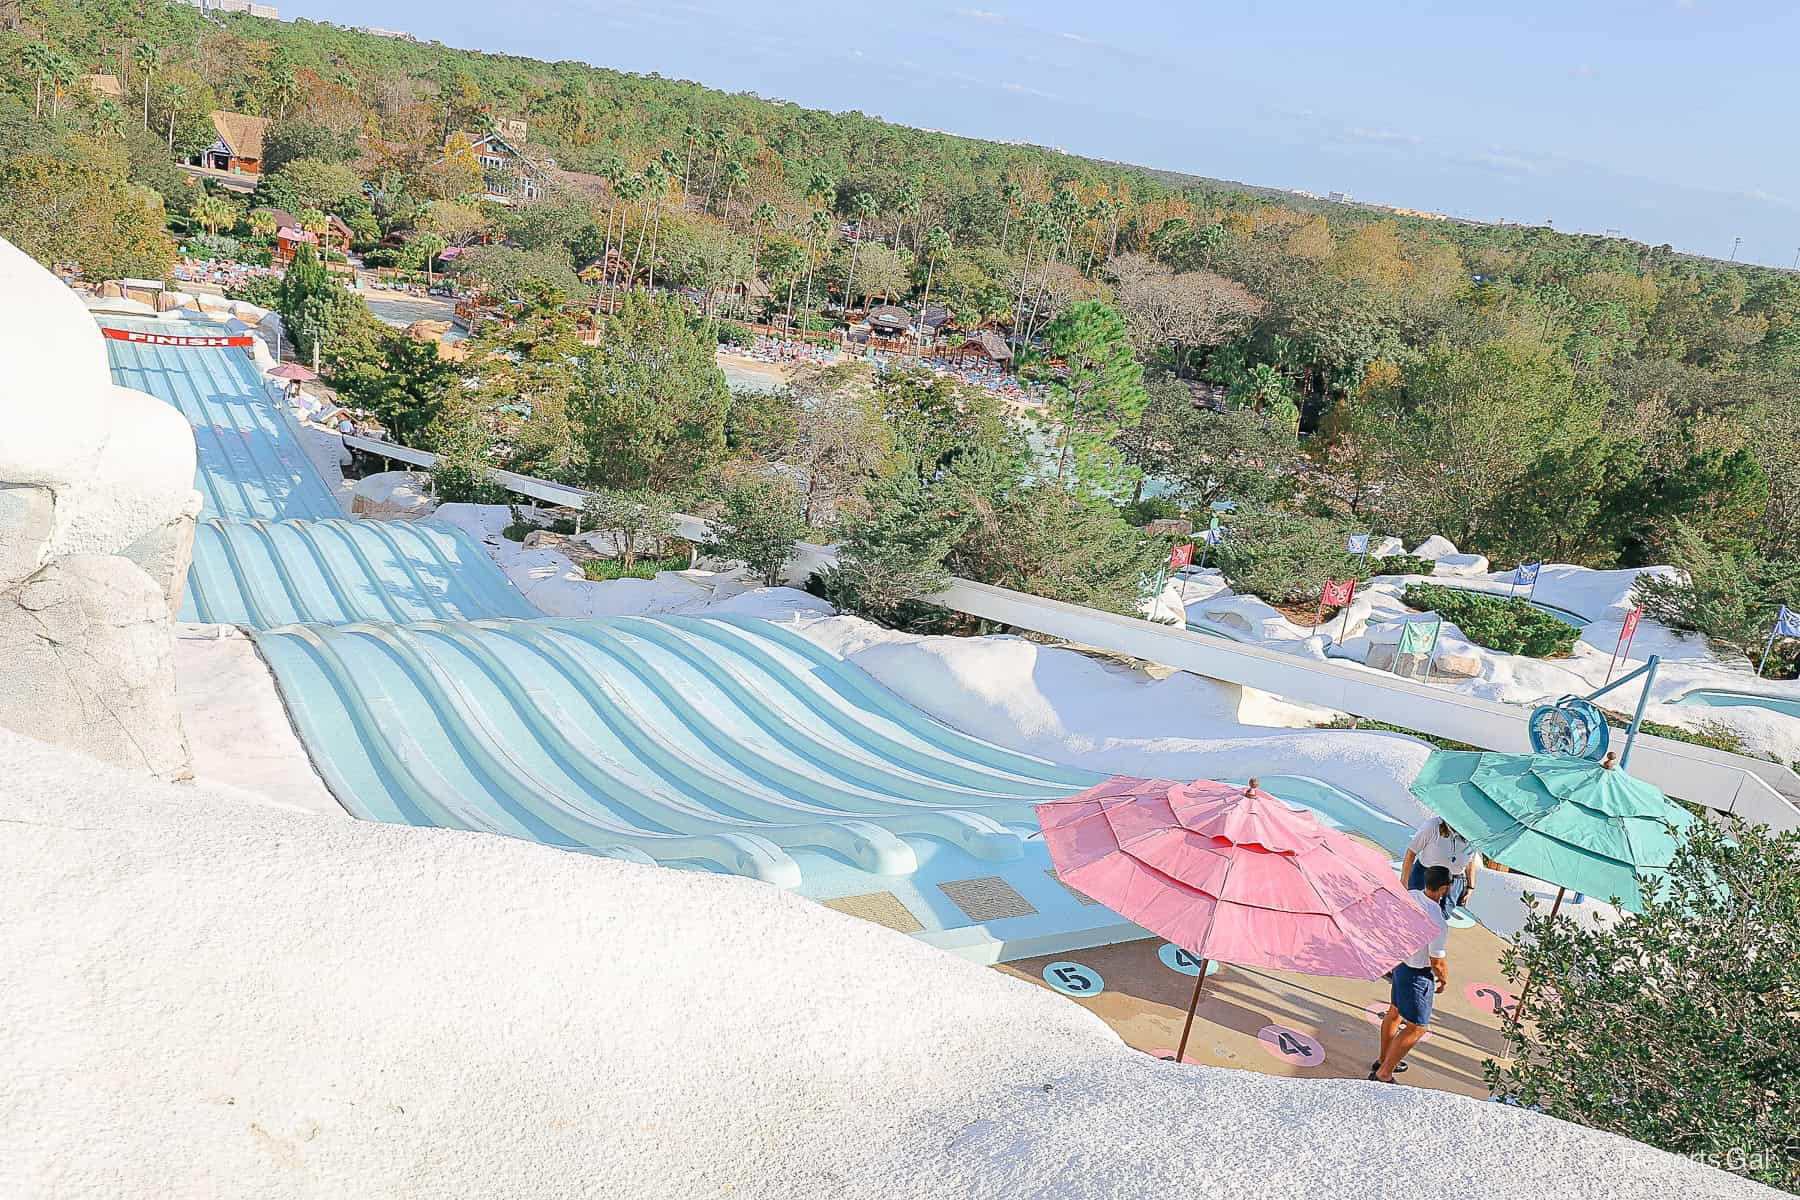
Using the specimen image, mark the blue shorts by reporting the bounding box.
[1391,963,1436,1026]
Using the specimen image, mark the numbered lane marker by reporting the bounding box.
[1464,982,1519,1019]
[1042,961,1104,997]
[1156,943,1219,978]
[1256,1024,1325,1066]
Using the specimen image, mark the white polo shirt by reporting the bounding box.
[1404,888,1449,970]
[1409,819,1476,873]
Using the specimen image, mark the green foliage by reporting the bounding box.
[1402,583,1581,658]
[817,461,966,628]
[1124,376,1300,509]
[948,478,1160,615]
[1488,817,1800,1192]
[329,328,457,447]
[451,245,581,302]
[573,292,730,490]
[1040,300,1149,495]
[427,424,508,505]
[582,552,692,582]
[0,120,175,280]
[579,489,679,570]
[1210,507,1369,605]
[708,477,808,587]
[715,320,755,348]
[276,244,376,367]
[1632,522,1800,673]
[261,120,359,174]
[1369,554,1438,578]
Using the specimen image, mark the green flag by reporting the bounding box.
[1398,620,1441,657]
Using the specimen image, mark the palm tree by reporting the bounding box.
[91,98,126,140]
[299,209,329,245]
[1009,201,1047,350]
[801,208,832,335]
[998,179,1023,252]
[23,43,54,118]
[132,42,157,129]
[594,153,628,307]
[248,208,279,238]
[891,179,921,250]
[191,194,234,236]
[748,200,777,318]
[47,53,77,119]
[704,126,728,202]
[619,171,650,295]
[916,227,951,359]
[163,82,187,150]
[720,160,748,224]
[269,67,300,121]
[679,121,700,198]
[641,160,669,293]
[843,190,876,313]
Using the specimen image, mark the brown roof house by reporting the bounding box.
[193,111,270,177]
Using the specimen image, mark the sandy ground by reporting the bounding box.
[997,917,1515,1100]
[717,350,796,391]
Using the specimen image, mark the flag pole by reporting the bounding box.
[1337,586,1354,645]
[1759,627,1778,678]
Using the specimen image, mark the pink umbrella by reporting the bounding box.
[267,363,318,381]
[1037,776,1441,1064]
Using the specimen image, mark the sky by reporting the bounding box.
[291,0,1800,268]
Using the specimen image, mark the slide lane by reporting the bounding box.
[254,617,1107,890]
[181,518,536,626]
[104,320,342,522]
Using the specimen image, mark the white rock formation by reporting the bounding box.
[0,238,200,776]
[349,470,435,519]
[0,727,1777,1200]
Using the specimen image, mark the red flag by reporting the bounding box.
[1169,543,1195,570]
[1321,578,1356,607]
[1621,607,1642,640]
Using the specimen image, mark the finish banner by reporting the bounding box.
[100,328,253,348]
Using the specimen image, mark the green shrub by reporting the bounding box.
[1211,507,1367,605]
[225,275,283,309]
[1402,583,1579,657]
[581,552,691,582]
[715,320,755,348]
[1368,553,1437,578]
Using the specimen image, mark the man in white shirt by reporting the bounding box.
[1400,817,1478,913]
[1371,865,1452,1083]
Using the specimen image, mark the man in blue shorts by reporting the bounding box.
[1371,865,1452,1083]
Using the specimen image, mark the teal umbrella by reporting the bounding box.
[1410,750,1694,912]
[1410,750,1695,1017]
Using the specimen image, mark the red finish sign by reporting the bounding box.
[101,328,252,348]
[1621,607,1642,639]
[1320,578,1356,607]
[1169,542,1195,570]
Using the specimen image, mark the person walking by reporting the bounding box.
[1400,816,1478,913]
[1371,865,1452,1083]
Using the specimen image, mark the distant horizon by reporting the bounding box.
[288,0,1800,270]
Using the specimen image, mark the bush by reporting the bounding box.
[1402,583,1579,657]
[715,320,755,348]
[1632,522,1800,676]
[225,275,283,310]
[582,552,692,582]
[708,477,808,587]
[1489,817,1800,1192]
[184,234,243,261]
[1368,553,1437,578]
[1210,507,1368,605]
[580,489,680,571]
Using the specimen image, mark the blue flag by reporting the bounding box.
[1203,526,1225,546]
[1346,533,1370,555]
[1513,561,1542,586]
[1777,605,1800,639]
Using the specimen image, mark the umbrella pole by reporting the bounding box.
[1173,960,1210,1063]
[1512,887,1565,1023]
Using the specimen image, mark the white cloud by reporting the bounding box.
[956,7,1006,21]
[1346,127,1422,146]
[1060,31,1093,43]
[1002,81,1054,99]
[1469,151,1539,174]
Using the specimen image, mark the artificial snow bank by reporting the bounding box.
[0,729,1773,1200]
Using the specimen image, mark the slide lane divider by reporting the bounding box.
[351,623,804,883]
[640,617,1082,796]
[413,622,919,875]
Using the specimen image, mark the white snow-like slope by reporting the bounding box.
[0,728,1774,1200]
